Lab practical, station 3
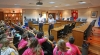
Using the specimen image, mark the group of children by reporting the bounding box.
[0,20,81,55]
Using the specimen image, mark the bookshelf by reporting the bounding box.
[4,13,22,25]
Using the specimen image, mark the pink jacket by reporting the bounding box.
[22,48,44,55]
[66,42,81,55]
[53,46,72,55]
[18,39,28,49]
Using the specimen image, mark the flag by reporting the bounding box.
[98,17,100,27]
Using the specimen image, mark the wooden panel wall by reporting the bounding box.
[0,11,4,20]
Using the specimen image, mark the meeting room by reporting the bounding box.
[0,0,100,55]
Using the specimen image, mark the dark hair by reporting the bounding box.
[29,27,33,30]
[30,37,41,55]
[22,33,28,40]
[69,36,75,44]
[37,32,44,39]
[49,35,54,41]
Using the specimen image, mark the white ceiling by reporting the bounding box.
[0,0,100,10]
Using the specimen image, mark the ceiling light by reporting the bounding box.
[14,4,19,5]
[55,6,58,7]
[36,5,42,6]
[65,4,70,6]
[49,2,55,4]
[78,1,86,4]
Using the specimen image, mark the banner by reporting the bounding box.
[71,10,78,21]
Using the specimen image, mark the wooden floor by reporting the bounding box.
[87,36,100,55]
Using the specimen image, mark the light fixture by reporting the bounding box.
[36,0,43,5]
[49,2,55,4]
[78,1,86,4]
[65,4,70,6]
[55,6,58,7]
[14,4,19,5]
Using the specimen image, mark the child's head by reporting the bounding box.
[29,37,41,55]
[37,32,44,39]
[49,35,54,41]
[0,38,9,48]
[0,34,6,40]
[57,39,68,52]
[69,36,75,44]
[22,33,28,40]
[29,37,39,48]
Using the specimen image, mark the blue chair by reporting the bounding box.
[44,18,46,23]
[70,17,74,21]
[82,18,87,22]
[54,20,56,23]
[67,18,69,21]
[76,18,81,22]
[62,18,64,20]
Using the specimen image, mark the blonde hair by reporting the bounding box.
[57,39,68,52]
[49,14,53,18]
[0,38,10,49]
[30,37,42,55]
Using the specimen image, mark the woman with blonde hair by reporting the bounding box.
[48,14,55,36]
[22,37,44,55]
[0,38,18,55]
[53,39,72,55]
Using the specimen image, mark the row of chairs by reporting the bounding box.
[58,22,76,37]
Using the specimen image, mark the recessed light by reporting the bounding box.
[55,6,58,7]
[49,2,55,4]
[14,4,19,5]
[78,1,86,4]
[65,4,70,6]
[36,5,42,6]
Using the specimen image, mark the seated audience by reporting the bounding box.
[0,37,18,55]
[53,39,72,55]
[36,32,47,45]
[18,33,28,55]
[48,35,56,48]
[22,37,44,55]
[66,36,81,55]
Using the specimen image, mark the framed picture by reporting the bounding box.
[91,11,98,18]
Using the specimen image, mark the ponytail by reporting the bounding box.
[33,44,41,55]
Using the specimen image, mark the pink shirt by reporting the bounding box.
[36,37,47,45]
[22,48,44,55]
[18,39,28,49]
[53,46,72,55]
[66,42,81,55]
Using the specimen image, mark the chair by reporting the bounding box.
[70,17,74,21]
[84,20,96,40]
[67,18,69,21]
[59,24,70,37]
[69,22,76,33]
[76,18,80,22]
[81,18,87,22]
[44,18,46,23]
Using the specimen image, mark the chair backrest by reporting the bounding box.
[70,17,74,21]
[63,24,70,33]
[84,20,96,39]
[44,18,46,23]
[70,22,76,29]
[82,18,87,22]
[76,18,80,22]
[67,18,69,21]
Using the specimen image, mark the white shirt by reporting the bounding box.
[48,18,55,25]
[1,47,18,55]
[39,17,44,23]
